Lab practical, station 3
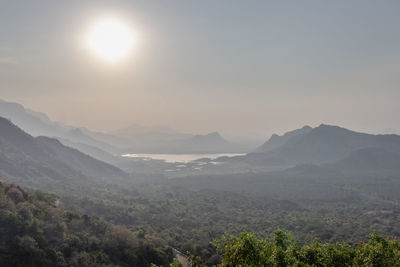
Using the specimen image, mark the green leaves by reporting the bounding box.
[353,233,400,267]
[0,182,173,266]
[217,230,400,266]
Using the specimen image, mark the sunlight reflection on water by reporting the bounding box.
[121,153,245,163]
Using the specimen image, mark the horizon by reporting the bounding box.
[1,1,400,138]
[2,2,400,265]
[1,97,399,140]
[1,97,399,145]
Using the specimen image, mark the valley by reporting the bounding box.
[2,2,400,265]
[1,101,400,265]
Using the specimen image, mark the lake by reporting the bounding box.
[121,153,245,163]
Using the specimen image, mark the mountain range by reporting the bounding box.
[171,126,400,204]
[0,99,123,156]
[0,99,246,156]
[241,124,400,167]
[3,97,400,176]
[0,116,127,193]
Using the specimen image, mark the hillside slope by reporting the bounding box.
[245,124,400,165]
[0,181,172,266]
[254,125,312,153]
[0,117,127,191]
[0,99,123,156]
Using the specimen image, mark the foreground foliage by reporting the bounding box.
[59,178,400,265]
[3,162,400,265]
[216,230,400,266]
[2,179,400,266]
[0,182,172,267]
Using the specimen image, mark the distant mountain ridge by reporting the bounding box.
[174,126,400,203]
[0,99,246,155]
[255,125,312,153]
[171,132,242,153]
[0,99,123,157]
[0,116,127,192]
[245,124,400,166]
[332,147,400,170]
[110,123,247,153]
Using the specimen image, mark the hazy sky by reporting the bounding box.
[1,0,400,138]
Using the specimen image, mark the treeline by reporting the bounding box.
[0,182,172,267]
[215,230,400,266]
[2,179,400,266]
[59,180,400,265]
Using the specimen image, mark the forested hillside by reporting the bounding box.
[1,117,400,265]
[3,0,400,265]
[0,116,127,193]
[244,124,400,165]
[0,181,172,266]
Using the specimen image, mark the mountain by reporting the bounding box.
[62,128,122,155]
[0,116,127,191]
[0,99,246,155]
[109,124,192,153]
[0,98,65,137]
[80,127,130,149]
[187,132,227,144]
[254,125,312,153]
[245,124,400,165]
[269,124,400,164]
[0,99,123,157]
[332,147,400,170]
[58,137,120,164]
[112,123,246,153]
[173,132,243,153]
[113,123,184,137]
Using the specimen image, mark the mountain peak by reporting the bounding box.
[191,132,225,142]
[253,123,400,165]
[0,116,35,147]
[0,116,126,184]
[315,124,347,130]
[255,125,313,153]
[311,124,362,137]
[206,132,222,138]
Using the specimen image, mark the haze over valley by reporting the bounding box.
[1,1,400,266]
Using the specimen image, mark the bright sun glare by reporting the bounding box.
[86,18,136,63]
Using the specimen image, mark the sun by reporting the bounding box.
[86,17,136,63]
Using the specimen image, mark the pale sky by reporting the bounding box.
[1,0,400,137]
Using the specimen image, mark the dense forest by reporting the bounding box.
[2,179,400,266]
[1,116,400,265]
[59,179,400,265]
[216,230,400,266]
[0,181,172,266]
[3,0,400,265]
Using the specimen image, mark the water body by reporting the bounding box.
[122,153,245,163]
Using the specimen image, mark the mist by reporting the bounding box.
[1,0,400,138]
[2,1,400,266]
